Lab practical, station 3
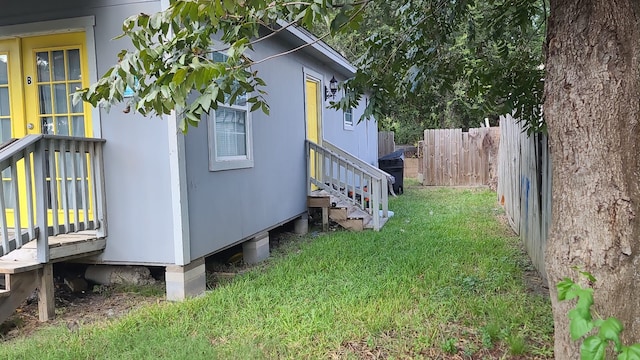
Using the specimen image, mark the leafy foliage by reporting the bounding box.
[557,271,640,360]
[76,0,367,132]
[331,0,546,135]
[76,0,546,135]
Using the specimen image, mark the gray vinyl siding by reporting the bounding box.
[0,0,177,264]
[186,33,378,260]
[1,1,378,265]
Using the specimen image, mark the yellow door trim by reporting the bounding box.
[0,38,26,138]
[22,32,92,137]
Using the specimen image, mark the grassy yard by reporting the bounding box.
[0,181,554,359]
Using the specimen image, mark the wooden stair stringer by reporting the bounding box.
[0,270,39,323]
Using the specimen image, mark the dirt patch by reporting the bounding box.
[0,276,163,341]
[0,226,307,342]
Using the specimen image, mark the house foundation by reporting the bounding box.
[294,213,309,235]
[243,232,270,264]
[165,257,206,301]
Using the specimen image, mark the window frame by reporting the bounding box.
[343,107,354,130]
[207,52,254,172]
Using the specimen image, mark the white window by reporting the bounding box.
[207,53,253,171]
[343,107,354,130]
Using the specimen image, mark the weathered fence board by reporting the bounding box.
[497,115,551,281]
[419,127,498,186]
[378,131,395,158]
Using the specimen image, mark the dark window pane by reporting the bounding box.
[0,87,9,116]
[54,84,68,113]
[36,52,50,82]
[38,85,52,114]
[52,50,66,81]
[67,49,81,81]
[0,55,8,84]
[41,117,53,134]
[69,83,83,113]
[56,116,69,136]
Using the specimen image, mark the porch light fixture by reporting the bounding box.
[325,76,338,100]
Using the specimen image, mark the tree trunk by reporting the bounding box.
[545,1,640,358]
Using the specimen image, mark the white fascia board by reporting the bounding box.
[276,19,357,76]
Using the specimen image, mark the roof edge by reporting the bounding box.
[276,19,357,76]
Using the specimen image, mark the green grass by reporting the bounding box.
[0,182,554,359]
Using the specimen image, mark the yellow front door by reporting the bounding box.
[0,33,93,227]
[305,79,320,144]
[22,33,92,137]
[305,78,321,190]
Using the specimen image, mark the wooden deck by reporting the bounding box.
[0,230,105,274]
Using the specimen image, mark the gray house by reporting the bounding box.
[0,0,390,322]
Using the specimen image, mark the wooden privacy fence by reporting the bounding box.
[497,114,551,281]
[378,131,395,158]
[418,127,500,186]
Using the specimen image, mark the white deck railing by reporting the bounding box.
[0,135,107,262]
[306,140,390,231]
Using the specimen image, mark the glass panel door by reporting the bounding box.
[34,48,85,136]
[22,33,92,223]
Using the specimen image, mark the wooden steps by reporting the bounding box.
[308,192,386,231]
[0,230,106,325]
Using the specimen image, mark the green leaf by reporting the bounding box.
[599,318,623,352]
[557,278,576,301]
[331,11,351,34]
[581,336,606,360]
[173,68,188,85]
[619,344,640,360]
[223,0,235,12]
[569,309,594,340]
[149,12,162,30]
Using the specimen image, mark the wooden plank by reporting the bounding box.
[0,271,38,323]
[38,263,55,321]
[442,129,449,185]
[452,129,461,185]
[425,130,432,185]
[462,132,470,186]
[49,238,106,261]
[479,128,489,185]
[329,207,348,221]
[307,196,331,208]
[336,218,364,231]
[322,207,329,232]
[378,131,395,158]
[0,260,42,274]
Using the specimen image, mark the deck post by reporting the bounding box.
[165,257,206,301]
[33,140,49,263]
[38,263,55,321]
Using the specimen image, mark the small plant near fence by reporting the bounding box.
[558,270,640,359]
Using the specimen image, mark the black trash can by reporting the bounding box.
[379,150,405,195]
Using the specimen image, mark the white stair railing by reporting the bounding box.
[0,135,107,262]
[306,140,390,230]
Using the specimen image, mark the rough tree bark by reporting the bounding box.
[545,1,640,358]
